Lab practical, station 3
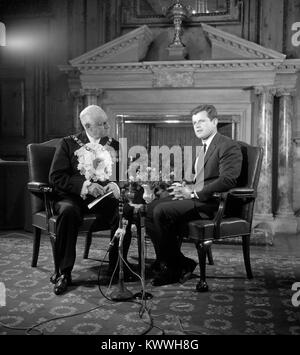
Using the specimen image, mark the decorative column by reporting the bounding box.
[253,86,275,226]
[70,90,85,132]
[274,87,297,233]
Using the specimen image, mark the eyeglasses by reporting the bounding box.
[84,121,110,129]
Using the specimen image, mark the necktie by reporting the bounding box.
[194,146,205,191]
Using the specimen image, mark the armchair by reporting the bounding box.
[188,142,263,292]
[27,139,108,277]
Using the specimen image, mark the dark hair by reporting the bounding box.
[190,104,218,120]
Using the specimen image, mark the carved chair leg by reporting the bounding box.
[242,234,253,279]
[196,242,209,292]
[83,231,93,259]
[49,233,59,277]
[31,226,41,267]
[206,245,214,265]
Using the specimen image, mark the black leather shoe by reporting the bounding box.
[51,272,72,285]
[151,264,179,286]
[53,274,72,295]
[50,272,59,284]
[196,280,209,292]
[179,259,197,284]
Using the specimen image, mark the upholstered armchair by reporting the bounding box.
[188,142,263,292]
[26,139,106,278]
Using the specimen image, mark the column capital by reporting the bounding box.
[69,89,85,99]
[80,88,104,98]
[275,87,297,97]
[293,137,300,146]
[253,86,277,96]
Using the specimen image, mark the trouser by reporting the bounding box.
[53,195,134,275]
[145,196,216,269]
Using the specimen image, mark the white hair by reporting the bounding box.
[79,105,107,123]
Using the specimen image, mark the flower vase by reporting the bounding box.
[142,183,154,204]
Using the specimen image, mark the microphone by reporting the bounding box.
[108,221,126,251]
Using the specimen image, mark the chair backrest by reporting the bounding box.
[236,141,263,190]
[226,141,263,221]
[27,139,61,215]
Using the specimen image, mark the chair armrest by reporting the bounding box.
[27,182,53,193]
[228,188,255,198]
[27,182,54,219]
[211,188,256,239]
[213,191,228,199]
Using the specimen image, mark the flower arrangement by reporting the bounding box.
[74,142,114,181]
[127,165,175,203]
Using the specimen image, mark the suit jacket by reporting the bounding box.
[194,133,242,202]
[49,131,119,200]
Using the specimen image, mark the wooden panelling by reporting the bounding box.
[0,79,24,137]
[260,0,284,52]
[284,0,300,58]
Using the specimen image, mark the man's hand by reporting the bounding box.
[104,182,120,199]
[87,183,105,198]
[168,182,192,200]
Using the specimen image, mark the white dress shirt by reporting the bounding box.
[192,131,217,198]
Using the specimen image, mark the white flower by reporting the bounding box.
[74,143,114,182]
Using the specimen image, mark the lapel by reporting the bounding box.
[204,132,221,167]
[77,131,108,146]
[100,136,109,146]
[78,130,89,144]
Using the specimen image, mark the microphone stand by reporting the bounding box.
[134,205,153,300]
[111,189,134,302]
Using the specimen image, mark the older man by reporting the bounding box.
[146,104,243,286]
[49,105,133,295]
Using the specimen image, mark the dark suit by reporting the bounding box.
[49,131,133,275]
[145,133,243,269]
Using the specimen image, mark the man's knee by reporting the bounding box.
[152,203,167,221]
[57,202,81,220]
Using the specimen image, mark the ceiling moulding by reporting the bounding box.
[70,25,153,66]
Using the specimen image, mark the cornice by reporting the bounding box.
[276,59,300,73]
[70,25,153,66]
[254,86,297,96]
[74,59,283,73]
[201,23,286,60]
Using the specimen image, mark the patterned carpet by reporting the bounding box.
[0,232,299,335]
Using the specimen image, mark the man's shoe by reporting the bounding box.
[196,280,209,292]
[50,272,59,284]
[53,274,71,295]
[51,272,72,285]
[179,258,197,284]
[151,264,179,286]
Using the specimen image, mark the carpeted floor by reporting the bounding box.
[0,231,299,335]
